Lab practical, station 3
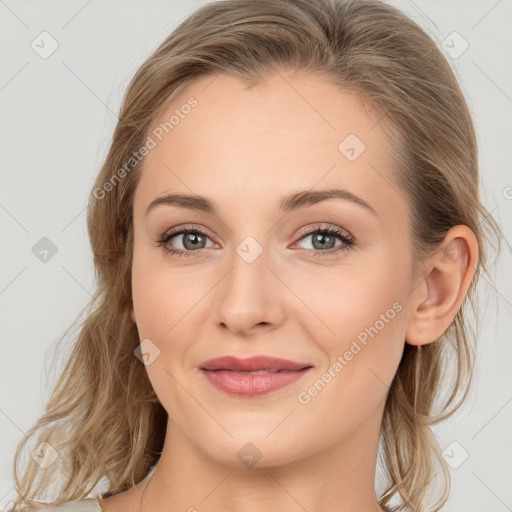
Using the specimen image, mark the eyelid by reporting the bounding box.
[161,223,217,241]
[293,223,353,243]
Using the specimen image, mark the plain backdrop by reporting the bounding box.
[1,1,511,510]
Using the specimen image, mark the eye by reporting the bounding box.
[156,223,355,258]
[156,224,216,258]
[292,224,355,257]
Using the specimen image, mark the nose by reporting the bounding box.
[214,238,286,336]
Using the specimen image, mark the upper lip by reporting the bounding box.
[200,355,313,372]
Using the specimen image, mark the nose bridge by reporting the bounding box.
[235,233,266,267]
[223,208,275,281]
[227,232,270,296]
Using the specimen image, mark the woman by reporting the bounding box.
[11,0,502,511]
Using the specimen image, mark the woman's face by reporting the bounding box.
[130,71,416,466]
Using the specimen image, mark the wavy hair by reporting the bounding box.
[11,0,502,510]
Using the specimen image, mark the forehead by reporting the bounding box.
[134,71,407,226]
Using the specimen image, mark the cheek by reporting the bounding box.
[132,265,187,340]
[329,273,405,350]
[290,245,409,380]
[291,264,408,438]
[300,252,406,329]
[131,249,217,352]
[131,244,174,338]
[130,256,198,409]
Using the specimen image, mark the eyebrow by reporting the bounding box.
[145,188,378,217]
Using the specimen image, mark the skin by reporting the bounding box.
[100,70,478,512]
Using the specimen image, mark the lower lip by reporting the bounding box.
[201,368,313,397]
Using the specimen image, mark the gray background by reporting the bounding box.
[1,0,511,510]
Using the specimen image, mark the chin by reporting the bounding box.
[195,432,309,469]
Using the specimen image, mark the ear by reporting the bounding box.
[405,225,479,346]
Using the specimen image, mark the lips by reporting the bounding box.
[200,355,313,372]
[200,355,313,396]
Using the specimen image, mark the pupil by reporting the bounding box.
[184,232,204,250]
[313,233,334,250]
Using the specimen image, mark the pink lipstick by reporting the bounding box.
[200,355,313,397]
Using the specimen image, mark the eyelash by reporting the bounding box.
[155,223,355,259]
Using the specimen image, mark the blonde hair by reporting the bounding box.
[11,0,502,510]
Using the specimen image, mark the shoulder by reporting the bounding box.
[18,498,102,512]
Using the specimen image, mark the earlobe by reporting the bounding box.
[405,225,479,346]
